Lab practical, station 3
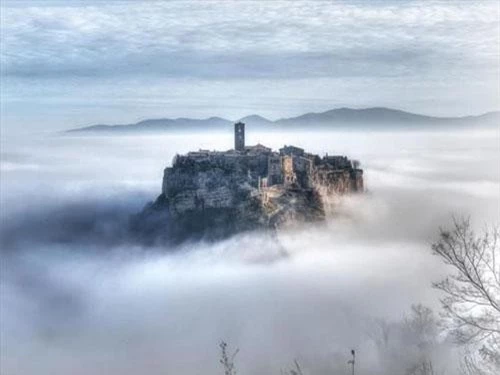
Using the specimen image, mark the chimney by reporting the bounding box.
[234,122,245,151]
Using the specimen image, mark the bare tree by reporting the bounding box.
[460,347,489,375]
[281,360,304,375]
[219,341,239,375]
[366,305,444,375]
[432,217,500,371]
[403,304,437,350]
[366,318,393,353]
[406,360,436,375]
[402,305,442,375]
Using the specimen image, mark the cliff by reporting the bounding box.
[132,140,363,244]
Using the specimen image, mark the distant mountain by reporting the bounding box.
[237,115,273,127]
[66,108,499,134]
[67,116,232,134]
[274,107,500,128]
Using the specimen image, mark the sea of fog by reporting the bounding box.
[1,129,499,375]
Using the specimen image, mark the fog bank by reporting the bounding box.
[1,129,499,374]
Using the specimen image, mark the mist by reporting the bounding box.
[1,128,499,374]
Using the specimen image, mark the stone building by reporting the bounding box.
[267,154,283,186]
[138,121,366,243]
[234,121,245,151]
[164,121,363,197]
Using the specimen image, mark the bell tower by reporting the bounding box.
[234,121,245,151]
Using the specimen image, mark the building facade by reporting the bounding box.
[163,121,363,199]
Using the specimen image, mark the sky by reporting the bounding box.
[1,0,499,133]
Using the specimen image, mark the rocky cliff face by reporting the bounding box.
[132,145,363,244]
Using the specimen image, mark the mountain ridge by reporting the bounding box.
[66,107,500,134]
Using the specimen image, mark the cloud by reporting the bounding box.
[1,1,499,133]
[1,1,498,80]
[1,129,498,374]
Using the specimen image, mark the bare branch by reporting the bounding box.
[219,340,239,375]
[432,217,500,372]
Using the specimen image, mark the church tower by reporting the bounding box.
[234,122,245,151]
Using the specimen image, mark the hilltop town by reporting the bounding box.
[134,122,364,242]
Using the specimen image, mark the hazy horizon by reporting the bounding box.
[1,0,499,134]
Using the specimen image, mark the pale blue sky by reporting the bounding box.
[1,0,499,134]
